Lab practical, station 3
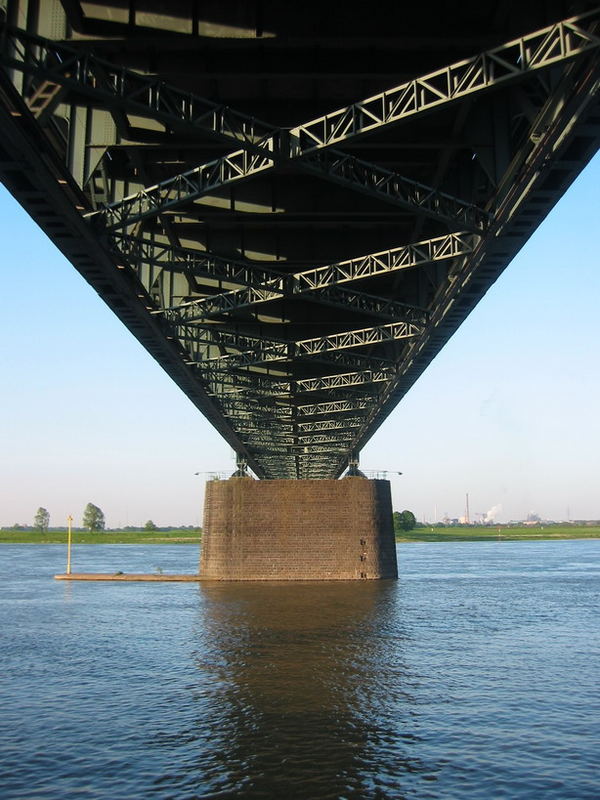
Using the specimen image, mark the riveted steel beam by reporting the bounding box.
[111,233,285,289]
[0,26,275,148]
[1,27,486,232]
[89,149,275,231]
[240,435,297,447]
[289,10,600,154]
[189,336,396,372]
[300,150,489,232]
[180,275,428,325]
[297,399,372,416]
[304,349,396,371]
[252,445,348,456]
[306,286,428,323]
[219,398,293,418]
[296,418,364,433]
[295,368,395,393]
[200,368,291,397]
[295,321,422,356]
[202,340,291,369]
[294,433,354,444]
[94,146,486,231]
[180,280,427,325]
[178,280,286,321]
[197,319,421,370]
[174,232,471,321]
[294,232,477,292]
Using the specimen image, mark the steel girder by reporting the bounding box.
[111,233,282,287]
[1,4,599,480]
[295,369,395,393]
[160,231,471,321]
[297,399,371,417]
[0,27,488,233]
[289,10,600,153]
[51,9,598,232]
[295,322,422,356]
[91,148,276,230]
[194,321,420,370]
[201,365,393,398]
[299,150,490,232]
[296,418,364,433]
[293,233,475,292]
[90,148,486,232]
[0,26,275,147]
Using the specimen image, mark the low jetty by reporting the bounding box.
[54,573,201,581]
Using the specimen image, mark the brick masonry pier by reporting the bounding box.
[200,477,398,580]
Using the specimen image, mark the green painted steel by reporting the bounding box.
[0,2,599,478]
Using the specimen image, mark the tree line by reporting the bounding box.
[20,505,182,532]
[22,505,418,533]
[29,504,105,532]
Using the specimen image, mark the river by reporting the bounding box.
[1,540,598,799]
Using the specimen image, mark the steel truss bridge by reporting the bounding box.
[1,1,599,479]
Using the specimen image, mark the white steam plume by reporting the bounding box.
[484,504,502,523]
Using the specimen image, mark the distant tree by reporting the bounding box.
[83,503,105,532]
[398,509,417,532]
[34,507,50,533]
[144,520,157,531]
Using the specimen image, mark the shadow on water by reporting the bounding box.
[152,581,431,799]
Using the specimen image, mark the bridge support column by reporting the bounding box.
[200,477,398,580]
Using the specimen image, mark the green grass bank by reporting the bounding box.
[396,525,600,542]
[0,529,201,544]
[1,526,599,545]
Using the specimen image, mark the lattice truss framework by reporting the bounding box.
[1,2,599,478]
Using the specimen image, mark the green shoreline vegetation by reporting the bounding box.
[0,529,201,544]
[0,525,599,545]
[395,525,600,543]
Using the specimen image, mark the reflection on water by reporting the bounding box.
[1,542,599,799]
[181,582,424,798]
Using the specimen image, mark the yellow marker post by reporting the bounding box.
[66,515,73,575]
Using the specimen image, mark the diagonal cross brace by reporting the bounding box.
[90,146,484,232]
[81,9,598,229]
[1,26,483,229]
[300,150,489,232]
[172,231,475,321]
[181,324,396,372]
[111,233,283,289]
[288,9,600,154]
[297,399,373,417]
[6,12,596,234]
[294,232,475,291]
[89,148,275,230]
[0,26,275,148]
[294,368,396,393]
[197,319,422,370]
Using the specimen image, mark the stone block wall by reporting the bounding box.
[200,477,398,580]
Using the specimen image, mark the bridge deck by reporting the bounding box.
[1,2,599,478]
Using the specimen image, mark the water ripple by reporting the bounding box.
[0,541,598,799]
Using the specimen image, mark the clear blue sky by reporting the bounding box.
[1,153,599,528]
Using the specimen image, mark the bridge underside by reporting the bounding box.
[1,1,599,479]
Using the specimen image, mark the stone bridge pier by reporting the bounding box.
[200,477,398,581]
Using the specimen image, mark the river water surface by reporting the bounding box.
[1,540,598,799]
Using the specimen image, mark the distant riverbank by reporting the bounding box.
[396,525,600,542]
[0,529,200,545]
[1,525,598,545]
